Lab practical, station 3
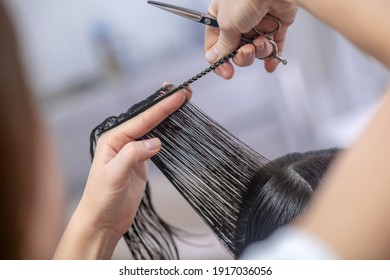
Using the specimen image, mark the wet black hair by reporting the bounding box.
[235,149,337,256]
[90,85,338,259]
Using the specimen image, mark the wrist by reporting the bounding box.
[54,205,121,259]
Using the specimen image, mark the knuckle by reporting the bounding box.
[137,113,155,133]
[99,129,133,153]
[123,142,149,164]
[122,143,141,165]
[125,143,139,159]
[97,132,109,145]
[218,38,232,52]
[106,133,122,150]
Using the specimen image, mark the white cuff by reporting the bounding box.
[240,225,338,260]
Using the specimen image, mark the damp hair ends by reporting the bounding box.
[90,84,271,259]
[234,148,339,256]
[90,84,339,259]
[90,85,182,260]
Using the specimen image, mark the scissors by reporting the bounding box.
[148,0,288,65]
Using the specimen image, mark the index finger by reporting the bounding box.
[130,88,192,138]
[98,88,192,153]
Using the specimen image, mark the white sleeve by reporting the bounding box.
[240,225,339,260]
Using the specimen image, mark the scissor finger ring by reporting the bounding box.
[255,39,288,65]
[253,14,282,36]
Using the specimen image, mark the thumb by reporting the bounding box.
[205,29,242,63]
[108,138,161,179]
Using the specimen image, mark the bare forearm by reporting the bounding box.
[297,0,390,68]
[299,86,390,259]
[53,205,120,260]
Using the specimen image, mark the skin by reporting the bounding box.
[204,0,390,258]
[53,87,192,259]
[205,0,297,77]
[27,122,65,259]
[293,0,390,259]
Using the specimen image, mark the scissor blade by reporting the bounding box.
[148,1,202,22]
[148,1,219,27]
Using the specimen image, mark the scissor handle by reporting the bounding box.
[240,36,288,64]
[239,14,287,65]
[204,11,286,65]
[253,13,282,36]
[257,39,288,65]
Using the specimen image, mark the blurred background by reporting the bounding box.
[6,0,389,259]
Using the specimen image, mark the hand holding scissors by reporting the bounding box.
[148,1,288,63]
[149,0,297,77]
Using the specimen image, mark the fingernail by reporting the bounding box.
[145,138,161,151]
[254,41,265,51]
[205,47,220,63]
[243,48,253,59]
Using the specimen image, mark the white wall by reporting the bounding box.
[6,0,210,95]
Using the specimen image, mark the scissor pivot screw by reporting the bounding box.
[204,18,211,25]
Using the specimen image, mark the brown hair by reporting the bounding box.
[0,1,38,259]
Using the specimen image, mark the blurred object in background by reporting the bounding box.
[4,0,388,259]
[90,20,125,80]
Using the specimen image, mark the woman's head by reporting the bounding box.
[0,2,64,259]
[238,149,338,254]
